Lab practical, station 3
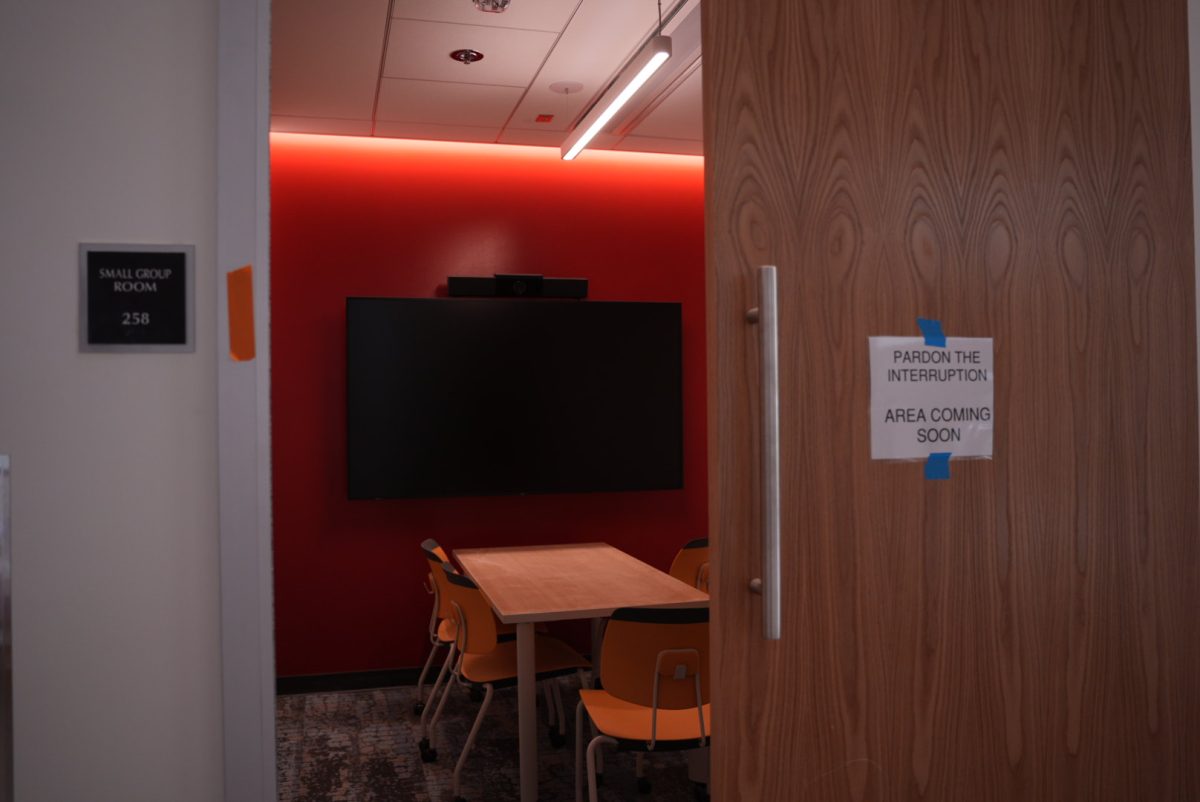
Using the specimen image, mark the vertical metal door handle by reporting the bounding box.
[746,265,781,640]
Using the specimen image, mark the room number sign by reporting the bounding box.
[79,244,194,352]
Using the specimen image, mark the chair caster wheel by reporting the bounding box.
[549,729,566,748]
[418,738,437,763]
[469,685,484,702]
[412,701,425,716]
[638,777,652,794]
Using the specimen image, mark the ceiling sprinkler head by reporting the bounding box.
[472,0,511,11]
[450,49,485,65]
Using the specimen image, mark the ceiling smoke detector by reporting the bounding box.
[450,49,485,64]
[472,0,511,12]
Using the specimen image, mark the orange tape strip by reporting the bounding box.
[227,265,256,362]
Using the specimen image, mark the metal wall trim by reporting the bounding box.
[0,456,13,802]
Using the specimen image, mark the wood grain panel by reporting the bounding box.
[703,0,1199,799]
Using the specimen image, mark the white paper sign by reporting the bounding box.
[869,337,994,460]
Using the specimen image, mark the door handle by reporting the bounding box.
[746,265,781,640]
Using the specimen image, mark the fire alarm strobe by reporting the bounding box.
[447,273,588,299]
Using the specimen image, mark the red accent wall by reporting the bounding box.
[270,133,707,676]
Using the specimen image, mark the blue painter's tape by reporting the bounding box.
[925,452,951,480]
[917,317,946,347]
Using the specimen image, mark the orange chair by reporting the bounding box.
[414,538,453,717]
[575,606,710,802]
[432,562,590,802]
[416,540,552,762]
[668,538,710,592]
[415,539,465,761]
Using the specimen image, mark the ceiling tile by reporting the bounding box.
[612,135,704,156]
[384,19,556,87]
[373,121,502,143]
[503,0,660,132]
[567,131,621,155]
[376,79,525,126]
[391,0,580,33]
[623,66,702,141]
[271,0,389,120]
[270,116,374,136]
[496,128,567,147]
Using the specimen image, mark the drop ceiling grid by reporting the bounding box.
[376,79,526,127]
[373,121,505,143]
[501,0,662,135]
[616,64,703,142]
[390,0,578,32]
[381,20,557,86]
[269,0,704,154]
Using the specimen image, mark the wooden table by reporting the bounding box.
[454,542,709,802]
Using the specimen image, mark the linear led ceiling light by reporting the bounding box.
[560,34,672,161]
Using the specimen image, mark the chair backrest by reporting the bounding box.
[439,563,499,656]
[422,538,450,564]
[599,606,710,710]
[421,538,455,621]
[668,538,710,592]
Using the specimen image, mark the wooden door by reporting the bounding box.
[703,1,1200,799]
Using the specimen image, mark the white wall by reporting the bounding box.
[0,1,224,800]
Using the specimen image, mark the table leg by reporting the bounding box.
[517,621,537,802]
[590,618,605,688]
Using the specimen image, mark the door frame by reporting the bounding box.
[216,0,275,799]
[212,0,1200,798]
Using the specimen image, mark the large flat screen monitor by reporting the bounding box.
[346,297,684,499]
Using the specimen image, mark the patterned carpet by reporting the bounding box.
[277,675,709,801]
